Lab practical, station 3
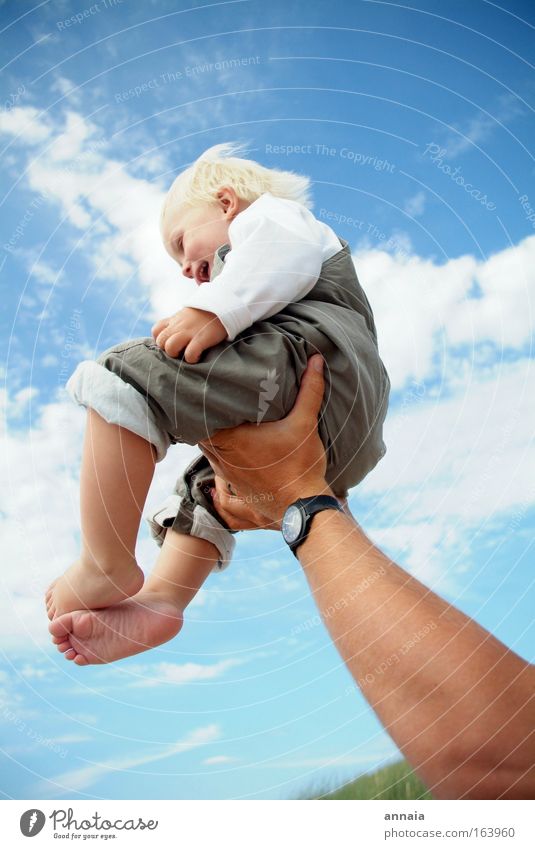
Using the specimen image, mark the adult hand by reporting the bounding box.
[210,476,281,531]
[200,355,332,523]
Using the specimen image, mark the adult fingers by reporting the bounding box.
[286,355,326,426]
[210,487,255,530]
[211,480,275,530]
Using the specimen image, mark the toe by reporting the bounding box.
[56,641,72,653]
[49,614,72,637]
[74,654,88,666]
[64,648,76,661]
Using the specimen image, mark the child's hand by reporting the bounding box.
[151,307,227,363]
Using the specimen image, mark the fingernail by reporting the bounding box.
[313,356,324,373]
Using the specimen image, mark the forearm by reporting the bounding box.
[297,510,535,799]
[202,354,535,798]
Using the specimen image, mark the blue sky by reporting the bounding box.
[1,0,534,800]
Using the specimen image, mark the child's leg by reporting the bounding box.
[46,408,156,619]
[49,531,218,665]
[142,529,218,607]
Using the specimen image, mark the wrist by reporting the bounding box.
[280,492,345,556]
[296,506,353,560]
[272,480,334,522]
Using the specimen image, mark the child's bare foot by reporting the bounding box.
[45,558,144,620]
[48,591,183,665]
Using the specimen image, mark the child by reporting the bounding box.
[47,143,390,665]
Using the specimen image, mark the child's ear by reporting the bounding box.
[217,186,239,217]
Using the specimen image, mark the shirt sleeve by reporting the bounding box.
[181,195,325,340]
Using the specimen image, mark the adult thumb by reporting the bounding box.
[289,356,325,424]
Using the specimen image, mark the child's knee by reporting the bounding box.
[66,353,171,461]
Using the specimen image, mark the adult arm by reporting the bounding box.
[202,357,535,799]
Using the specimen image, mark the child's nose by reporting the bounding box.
[182,260,193,278]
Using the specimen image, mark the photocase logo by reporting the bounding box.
[20,809,46,837]
[257,368,279,424]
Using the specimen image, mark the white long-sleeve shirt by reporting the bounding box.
[182,192,343,341]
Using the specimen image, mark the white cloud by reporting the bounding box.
[41,354,60,367]
[202,755,239,765]
[357,234,535,391]
[0,669,21,711]
[357,356,535,585]
[48,734,92,744]
[0,391,85,650]
[71,713,99,725]
[274,751,397,769]
[31,259,62,285]
[363,358,534,519]
[403,191,426,218]
[447,236,535,350]
[48,111,100,162]
[230,554,302,598]
[36,723,221,795]
[0,107,193,322]
[20,664,49,679]
[50,76,81,103]
[5,385,39,418]
[126,658,245,688]
[0,106,51,144]
[443,93,525,158]
[21,113,189,317]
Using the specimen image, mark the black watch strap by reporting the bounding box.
[286,495,344,556]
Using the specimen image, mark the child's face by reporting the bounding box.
[162,188,244,285]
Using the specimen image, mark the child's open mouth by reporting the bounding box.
[196,261,210,284]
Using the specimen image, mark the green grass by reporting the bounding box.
[301,760,432,800]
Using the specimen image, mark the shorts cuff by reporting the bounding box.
[191,505,235,569]
[145,494,183,547]
[66,360,171,461]
[145,496,235,571]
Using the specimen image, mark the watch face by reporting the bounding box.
[282,504,303,544]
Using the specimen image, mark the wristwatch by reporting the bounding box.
[281,495,344,556]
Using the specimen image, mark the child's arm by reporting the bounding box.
[182,197,327,340]
[153,195,338,362]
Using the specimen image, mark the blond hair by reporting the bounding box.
[160,142,313,232]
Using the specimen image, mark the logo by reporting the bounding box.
[20,809,46,837]
[257,368,279,424]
